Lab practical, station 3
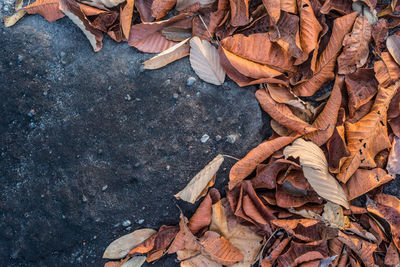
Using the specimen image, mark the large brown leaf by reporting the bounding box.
[24,0,65,22]
[337,82,400,183]
[135,0,154,22]
[293,12,358,96]
[79,0,124,8]
[229,134,299,189]
[337,16,372,74]
[230,0,250,26]
[256,88,316,135]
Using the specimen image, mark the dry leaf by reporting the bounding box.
[4,0,26,27]
[387,34,400,65]
[120,0,135,39]
[59,0,103,52]
[177,250,222,267]
[162,26,192,41]
[374,52,400,87]
[175,0,215,11]
[79,0,125,9]
[151,0,176,20]
[189,37,226,85]
[387,136,400,177]
[188,188,220,234]
[283,138,350,209]
[143,37,190,70]
[103,229,157,259]
[121,256,146,267]
[24,0,65,22]
[337,231,377,267]
[338,16,372,74]
[337,82,400,183]
[384,242,400,266]
[322,201,350,229]
[175,154,223,203]
[230,0,250,26]
[277,241,329,266]
[262,0,280,23]
[261,237,292,266]
[345,68,378,112]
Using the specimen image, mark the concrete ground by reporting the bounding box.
[0,3,266,266]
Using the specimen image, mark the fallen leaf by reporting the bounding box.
[321,0,352,15]
[387,136,400,177]
[262,0,280,23]
[177,249,222,267]
[135,0,153,22]
[277,241,329,266]
[261,237,292,266]
[79,0,125,9]
[143,37,190,70]
[283,138,350,208]
[374,52,400,87]
[384,242,400,266]
[4,0,26,27]
[121,256,146,267]
[103,228,157,259]
[24,0,65,22]
[175,0,215,11]
[337,82,400,183]
[344,168,393,200]
[189,37,226,85]
[321,201,350,229]
[230,0,250,26]
[162,26,192,41]
[337,15,372,74]
[151,0,176,20]
[175,154,224,203]
[168,215,201,254]
[59,0,103,52]
[293,12,358,96]
[372,19,387,55]
[387,34,400,65]
[337,231,377,267]
[120,0,135,39]
[229,134,299,189]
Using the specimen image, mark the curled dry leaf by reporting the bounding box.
[229,134,299,189]
[385,242,400,266]
[59,0,103,52]
[374,52,400,87]
[143,37,190,70]
[387,136,400,177]
[283,138,350,209]
[4,0,26,27]
[327,124,350,174]
[175,0,216,11]
[79,0,125,9]
[277,241,329,266]
[321,201,350,229]
[189,37,226,85]
[103,228,157,259]
[337,231,377,267]
[120,0,135,39]
[293,12,358,96]
[262,0,280,23]
[230,0,250,26]
[151,0,177,20]
[24,0,65,22]
[162,26,192,41]
[177,250,221,267]
[345,68,378,112]
[337,82,400,183]
[387,34,400,65]
[175,154,224,204]
[261,236,292,267]
[121,256,146,267]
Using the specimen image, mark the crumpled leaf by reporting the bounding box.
[189,37,226,85]
[252,159,300,189]
[24,0,65,22]
[151,0,176,20]
[283,138,350,209]
[337,82,400,183]
[387,136,400,177]
[79,0,125,9]
[230,0,250,26]
[293,12,357,96]
[261,236,292,266]
[59,0,103,52]
[321,201,350,229]
[262,0,280,23]
[337,231,377,267]
[277,241,329,266]
[177,249,222,267]
[385,242,400,266]
[374,52,400,87]
[143,37,190,69]
[344,168,393,200]
[175,0,215,11]
[121,256,146,267]
[175,154,224,203]
[229,134,299,189]
[103,228,157,259]
[4,0,26,27]
[188,188,220,234]
[387,34,400,65]
[337,16,372,74]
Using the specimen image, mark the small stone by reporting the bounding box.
[164,79,171,85]
[125,94,131,101]
[17,55,23,64]
[166,165,170,171]
[113,223,120,228]
[226,134,238,144]
[134,162,141,167]
[122,220,131,227]
[27,109,35,117]
[125,227,132,231]
[173,93,179,99]
[82,195,88,202]
[60,52,66,57]
[196,92,200,97]
[186,77,196,86]
[102,185,108,191]
[200,134,210,143]
[217,117,223,122]
[3,5,10,12]
[215,135,222,141]
[137,219,144,224]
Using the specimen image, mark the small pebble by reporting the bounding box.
[122,220,131,227]
[173,93,179,99]
[166,165,170,171]
[125,94,131,101]
[125,227,132,231]
[82,195,88,202]
[137,219,144,224]
[17,55,23,64]
[226,134,238,144]
[215,135,222,141]
[27,109,35,117]
[186,77,196,86]
[217,117,223,122]
[196,92,200,97]
[200,134,210,143]
[102,185,108,191]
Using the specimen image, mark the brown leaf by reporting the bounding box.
[78,3,109,16]
[284,138,350,209]
[277,241,329,266]
[135,0,154,22]
[343,168,393,200]
[262,0,280,23]
[168,215,201,254]
[388,136,400,177]
[59,0,103,52]
[177,250,221,267]
[387,34,400,65]
[162,26,192,41]
[256,88,316,135]
[188,188,221,234]
[337,231,377,267]
[337,16,372,74]
[151,0,176,20]
[261,236,292,267]
[24,0,65,22]
[175,0,215,11]
[372,19,388,55]
[120,0,135,39]
[367,194,400,250]
[337,82,400,183]
[229,134,299,189]
[293,12,358,96]
[374,52,400,87]
[384,242,400,266]
[280,0,296,14]
[327,125,350,174]
[79,0,125,9]
[320,0,352,15]
[230,0,250,26]
[142,225,179,261]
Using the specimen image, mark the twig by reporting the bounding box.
[198,14,220,45]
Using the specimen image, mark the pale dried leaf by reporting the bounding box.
[283,138,349,209]
[387,35,400,66]
[175,154,224,203]
[177,250,222,267]
[189,37,226,85]
[322,202,350,230]
[121,0,135,39]
[121,256,146,267]
[4,0,26,27]
[80,0,124,9]
[387,136,400,177]
[175,0,216,11]
[143,38,190,70]
[103,228,157,259]
[352,1,377,25]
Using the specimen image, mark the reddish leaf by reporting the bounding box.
[337,231,377,267]
[151,0,177,20]
[24,0,65,22]
[230,0,250,26]
[277,241,329,266]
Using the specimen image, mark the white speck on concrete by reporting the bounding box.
[200,134,210,143]
[186,77,196,86]
[226,134,238,144]
[122,220,131,227]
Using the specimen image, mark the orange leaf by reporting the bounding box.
[120,0,135,39]
[25,0,65,22]
[262,0,280,23]
[261,236,292,267]
[293,12,358,96]
[327,124,350,174]
[337,231,377,267]
[385,242,400,265]
[374,52,400,87]
[168,215,201,254]
[229,134,299,189]
[151,0,176,20]
[337,16,372,74]
[337,82,400,183]
[229,0,250,26]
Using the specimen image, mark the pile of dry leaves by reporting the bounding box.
[6,0,400,265]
